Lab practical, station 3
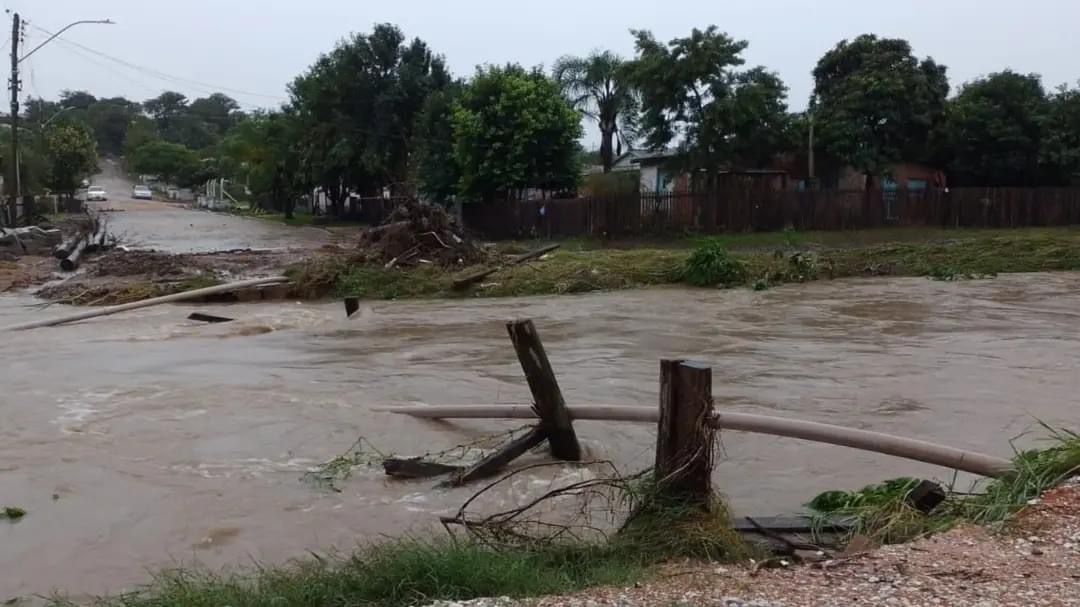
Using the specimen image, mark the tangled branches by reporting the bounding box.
[440,460,652,549]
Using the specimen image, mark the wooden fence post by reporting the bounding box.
[344,296,360,318]
[507,319,582,461]
[655,360,715,506]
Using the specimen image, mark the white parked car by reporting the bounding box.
[132,185,153,200]
[86,186,108,201]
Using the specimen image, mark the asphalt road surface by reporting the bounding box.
[89,161,335,253]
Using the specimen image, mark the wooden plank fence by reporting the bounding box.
[461,187,1080,239]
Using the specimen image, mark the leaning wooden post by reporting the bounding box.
[344,297,360,318]
[655,360,715,506]
[507,319,582,461]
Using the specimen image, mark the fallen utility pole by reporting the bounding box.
[2,276,288,331]
[59,237,89,271]
[374,404,1014,478]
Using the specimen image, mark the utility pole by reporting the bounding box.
[7,12,20,226]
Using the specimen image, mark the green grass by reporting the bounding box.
[290,227,1080,302]
[48,486,753,607]
[808,428,1080,545]
[47,540,643,607]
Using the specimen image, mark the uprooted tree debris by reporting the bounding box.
[358,199,488,268]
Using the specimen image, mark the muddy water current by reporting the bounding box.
[2,274,1079,598]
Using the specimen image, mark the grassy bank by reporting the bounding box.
[810,427,1080,544]
[291,227,1080,300]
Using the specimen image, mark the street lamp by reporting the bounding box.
[40,106,75,128]
[19,19,115,64]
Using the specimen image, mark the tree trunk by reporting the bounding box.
[600,124,616,173]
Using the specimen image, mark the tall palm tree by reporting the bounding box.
[554,51,639,173]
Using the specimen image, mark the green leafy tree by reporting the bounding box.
[84,97,141,156]
[452,65,583,201]
[124,116,159,159]
[42,122,98,198]
[190,93,243,137]
[221,110,305,216]
[59,90,97,111]
[143,91,189,142]
[944,71,1048,186]
[412,83,464,203]
[1040,83,1080,185]
[130,140,200,186]
[553,51,639,172]
[812,35,948,177]
[289,24,450,214]
[629,27,792,179]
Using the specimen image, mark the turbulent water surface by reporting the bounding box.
[2,273,1079,598]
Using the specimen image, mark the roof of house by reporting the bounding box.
[630,149,680,165]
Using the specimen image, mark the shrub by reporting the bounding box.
[681,241,748,287]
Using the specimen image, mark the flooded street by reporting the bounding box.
[2,271,1079,598]
[90,163,340,253]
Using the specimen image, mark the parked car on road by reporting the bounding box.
[87,186,108,201]
[132,185,153,200]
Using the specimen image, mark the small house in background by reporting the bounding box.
[833,163,947,191]
[633,150,689,193]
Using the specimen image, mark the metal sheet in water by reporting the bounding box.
[2,273,1079,597]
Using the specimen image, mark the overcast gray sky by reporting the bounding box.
[12,0,1079,124]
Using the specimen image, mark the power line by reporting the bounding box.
[43,36,164,97]
[28,22,287,104]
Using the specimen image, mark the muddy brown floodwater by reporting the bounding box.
[2,273,1079,600]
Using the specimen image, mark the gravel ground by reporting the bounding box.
[434,483,1080,607]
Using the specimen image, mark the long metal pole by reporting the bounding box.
[374,404,1015,478]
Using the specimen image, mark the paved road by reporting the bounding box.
[89,161,335,254]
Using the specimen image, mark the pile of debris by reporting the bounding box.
[0,225,63,259]
[53,214,116,272]
[358,199,486,268]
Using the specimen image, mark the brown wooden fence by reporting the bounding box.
[461,188,1080,239]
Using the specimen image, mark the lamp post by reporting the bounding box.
[18,19,115,64]
[6,15,113,226]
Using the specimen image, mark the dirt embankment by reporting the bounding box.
[37,247,334,305]
[521,483,1080,607]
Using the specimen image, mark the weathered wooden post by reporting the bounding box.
[507,319,582,461]
[655,360,715,506]
[344,297,360,318]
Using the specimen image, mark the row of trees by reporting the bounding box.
[17,89,246,199]
[17,25,1080,210]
